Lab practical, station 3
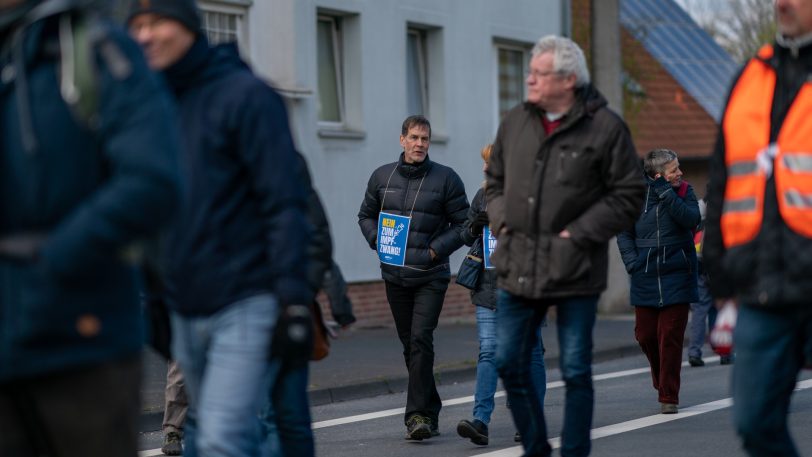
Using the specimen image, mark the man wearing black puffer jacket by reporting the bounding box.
[358,115,469,441]
[128,1,310,455]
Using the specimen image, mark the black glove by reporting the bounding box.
[470,212,490,236]
[653,176,671,198]
[271,304,313,362]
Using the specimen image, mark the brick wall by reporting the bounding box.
[317,278,476,328]
[570,0,592,68]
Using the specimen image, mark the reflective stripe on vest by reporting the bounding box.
[721,44,812,248]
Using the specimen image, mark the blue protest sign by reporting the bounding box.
[483,226,497,270]
[377,212,410,266]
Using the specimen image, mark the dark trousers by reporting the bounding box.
[385,277,448,425]
[0,356,141,457]
[634,304,690,404]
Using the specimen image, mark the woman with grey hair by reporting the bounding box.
[617,148,700,414]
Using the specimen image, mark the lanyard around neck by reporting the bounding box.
[380,163,427,218]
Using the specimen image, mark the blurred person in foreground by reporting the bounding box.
[455,144,546,447]
[703,0,812,455]
[0,0,180,455]
[486,35,644,457]
[128,1,311,455]
[617,148,700,415]
[260,153,356,457]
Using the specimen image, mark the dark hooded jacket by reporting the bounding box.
[460,187,497,309]
[0,6,180,381]
[358,153,469,287]
[617,177,700,307]
[162,38,309,315]
[485,85,644,299]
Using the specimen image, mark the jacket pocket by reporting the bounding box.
[549,237,591,283]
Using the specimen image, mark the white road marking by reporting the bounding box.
[139,355,723,455]
[471,378,812,457]
[138,450,164,457]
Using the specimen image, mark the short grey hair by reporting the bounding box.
[644,149,678,178]
[531,35,590,88]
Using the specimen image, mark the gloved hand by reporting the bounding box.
[470,211,490,236]
[653,176,672,198]
[271,304,313,362]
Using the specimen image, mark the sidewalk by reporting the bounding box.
[139,314,639,431]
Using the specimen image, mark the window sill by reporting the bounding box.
[318,128,366,140]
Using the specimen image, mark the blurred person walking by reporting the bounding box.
[486,35,644,457]
[455,144,546,447]
[0,0,181,455]
[358,115,469,440]
[704,0,812,455]
[260,153,356,457]
[617,149,700,414]
[128,1,311,455]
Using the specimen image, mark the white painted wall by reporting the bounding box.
[239,0,563,282]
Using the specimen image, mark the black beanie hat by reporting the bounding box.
[128,0,202,34]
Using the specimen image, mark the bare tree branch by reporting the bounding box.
[679,0,776,63]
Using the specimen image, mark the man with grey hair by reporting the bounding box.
[487,35,643,456]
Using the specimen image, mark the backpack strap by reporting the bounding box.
[58,10,100,128]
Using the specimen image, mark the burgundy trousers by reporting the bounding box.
[634,304,690,404]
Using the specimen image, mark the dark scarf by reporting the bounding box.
[163,35,209,95]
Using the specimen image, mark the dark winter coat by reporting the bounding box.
[0,12,180,381]
[704,40,812,308]
[299,154,355,326]
[460,187,497,309]
[617,178,700,307]
[358,153,469,287]
[485,85,645,299]
[162,38,309,315]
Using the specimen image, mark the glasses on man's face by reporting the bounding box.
[525,70,561,80]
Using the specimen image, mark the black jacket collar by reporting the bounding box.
[397,152,432,178]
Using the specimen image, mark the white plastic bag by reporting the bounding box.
[710,300,737,356]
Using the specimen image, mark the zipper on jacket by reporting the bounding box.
[656,204,664,306]
[644,247,652,273]
[681,248,691,273]
[644,186,650,213]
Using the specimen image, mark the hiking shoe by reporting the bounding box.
[689,356,705,367]
[405,415,432,441]
[720,355,733,365]
[661,403,678,414]
[430,421,440,437]
[514,431,521,442]
[456,419,488,445]
[161,431,183,455]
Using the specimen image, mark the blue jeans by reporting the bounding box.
[496,290,597,457]
[171,293,278,457]
[473,306,545,425]
[732,304,812,457]
[688,273,713,358]
[260,360,314,457]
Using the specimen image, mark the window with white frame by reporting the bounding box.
[197,0,248,50]
[406,28,428,116]
[497,44,529,120]
[317,15,344,124]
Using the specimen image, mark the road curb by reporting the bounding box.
[139,342,643,431]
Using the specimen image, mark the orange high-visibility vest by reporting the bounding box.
[721,45,812,248]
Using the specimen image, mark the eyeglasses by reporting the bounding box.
[525,70,562,80]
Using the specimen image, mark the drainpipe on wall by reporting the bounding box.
[591,0,630,313]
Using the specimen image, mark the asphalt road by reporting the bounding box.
[137,353,812,456]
